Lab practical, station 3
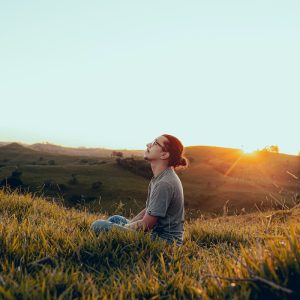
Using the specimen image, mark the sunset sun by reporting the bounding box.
[241,146,257,155]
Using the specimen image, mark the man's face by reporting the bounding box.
[144,135,169,162]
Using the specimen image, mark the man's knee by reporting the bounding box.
[90,220,111,233]
[107,215,121,222]
[107,215,128,224]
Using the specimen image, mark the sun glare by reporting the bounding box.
[241,146,257,155]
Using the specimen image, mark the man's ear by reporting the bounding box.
[160,152,170,160]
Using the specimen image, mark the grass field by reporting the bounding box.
[0,143,149,216]
[0,188,299,299]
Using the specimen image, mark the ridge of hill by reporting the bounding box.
[0,142,10,147]
[0,141,144,157]
[28,142,144,157]
[0,142,39,154]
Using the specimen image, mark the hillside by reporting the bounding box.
[0,189,299,299]
[0,142,10,147]
[182,146,300,213]
[0,145,149,216]
[0,143,299,217]
[28,142,144,157]
[0,142,39,154]
[0,141,144,157]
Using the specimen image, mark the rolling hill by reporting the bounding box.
[181,146,300,213]
[28,142,144,157]
[0,142,299,217]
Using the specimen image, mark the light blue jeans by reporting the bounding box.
[90,214,181,246]
[90,215,131,234]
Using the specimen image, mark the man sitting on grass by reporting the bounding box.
[90,134,188,246]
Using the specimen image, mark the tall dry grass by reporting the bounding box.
[0,187,299,299]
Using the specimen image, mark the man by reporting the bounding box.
[90,134,188,246]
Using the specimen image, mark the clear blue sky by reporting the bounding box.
[1,1,299,154]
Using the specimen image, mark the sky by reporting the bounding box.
[0,1,299,154]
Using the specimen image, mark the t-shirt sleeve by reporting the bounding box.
[145,182,151,208]
[146,181,173,218]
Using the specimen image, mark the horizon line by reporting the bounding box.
[0,139,298,156]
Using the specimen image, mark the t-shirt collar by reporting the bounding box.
[151,167,172,182]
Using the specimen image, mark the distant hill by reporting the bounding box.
[0,142,39,154]
[28,143,144,157]
[0,141,144,157]
[0,142,11,147]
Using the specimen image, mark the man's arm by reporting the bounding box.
[128,208,146,223]
[124,212,158,232]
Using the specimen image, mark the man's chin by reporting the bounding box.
[143,154,150,161]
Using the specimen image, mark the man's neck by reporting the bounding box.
[150,163,171,178]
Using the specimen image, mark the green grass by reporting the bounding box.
[0,149,149,216]
[0,188,299,299]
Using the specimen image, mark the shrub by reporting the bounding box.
[80,159,89,164]
[11,168,22,178]
[116,157,152,179]
[0,167,24,190]
[91,181,102,190]
[68,174,78,185]
[0,177,23,189]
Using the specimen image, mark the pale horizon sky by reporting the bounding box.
[1,1,299,155]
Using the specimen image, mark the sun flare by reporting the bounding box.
[241,146,257,155]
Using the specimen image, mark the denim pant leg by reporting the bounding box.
[90,215,131,234]
[107,215,130,225]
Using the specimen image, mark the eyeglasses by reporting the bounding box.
[151,139,167,151]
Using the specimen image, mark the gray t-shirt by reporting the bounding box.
[145,167,185,246]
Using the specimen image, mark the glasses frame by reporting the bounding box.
[151,139,167,152]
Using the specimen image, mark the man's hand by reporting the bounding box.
[129,208,146,223]
[124,220,145,231]
[124,213,158,232]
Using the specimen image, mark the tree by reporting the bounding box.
[48,160,56,165]
[115,157,152,179]
[11,167,22,178]
[261,145,279,153]
[68,174,78,185]
[0,167,23,189]
[91,181,102,190]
